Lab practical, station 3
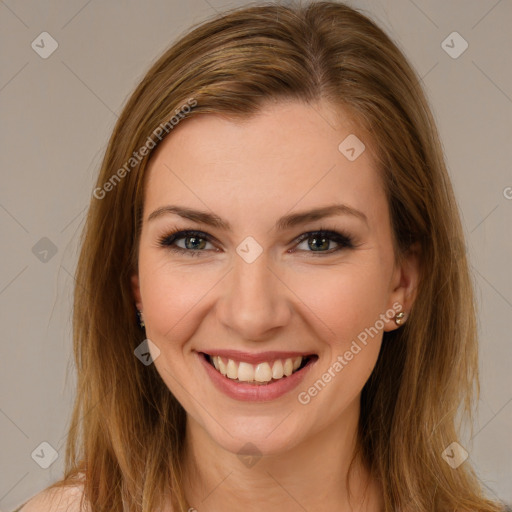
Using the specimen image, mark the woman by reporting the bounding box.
[17,2,509,511]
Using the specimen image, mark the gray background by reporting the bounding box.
[0,0,510,509]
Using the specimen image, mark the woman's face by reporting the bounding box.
[132,100,418,455]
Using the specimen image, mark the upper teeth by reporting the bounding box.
[210,355,304,383]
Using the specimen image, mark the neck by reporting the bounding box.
[180,397,383,512]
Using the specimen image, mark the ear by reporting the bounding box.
[131,273,143,312]
[384,242,421,332]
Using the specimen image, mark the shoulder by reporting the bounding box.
[17,484,87,512]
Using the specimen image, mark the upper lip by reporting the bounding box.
[199,350,317,365]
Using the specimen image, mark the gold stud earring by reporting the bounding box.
[395,311,406,325]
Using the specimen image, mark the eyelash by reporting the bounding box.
[157,227,355,257]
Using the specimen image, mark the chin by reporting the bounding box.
[203,417,306,458]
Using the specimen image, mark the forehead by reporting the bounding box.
[143,100,386,228]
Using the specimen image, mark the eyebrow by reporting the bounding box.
[147,203,368,231]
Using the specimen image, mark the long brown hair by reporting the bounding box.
[46,2,504,511]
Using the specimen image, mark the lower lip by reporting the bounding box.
[197,352,317,402]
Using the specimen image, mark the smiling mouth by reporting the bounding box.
[201,353,318,385]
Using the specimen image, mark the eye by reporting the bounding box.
[292,230,354,254]
[158,229,216,257]
[158,228,355,257]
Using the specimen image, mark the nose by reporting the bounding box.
[215,250,292,342]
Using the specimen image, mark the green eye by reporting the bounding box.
[158,229,354,257]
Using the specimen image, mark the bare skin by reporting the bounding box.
[131,99,420,512]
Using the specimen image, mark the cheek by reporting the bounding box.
[140,260,218,344]
[139,245,230,351]
[291,268,388,414]
[291,263,391,345]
